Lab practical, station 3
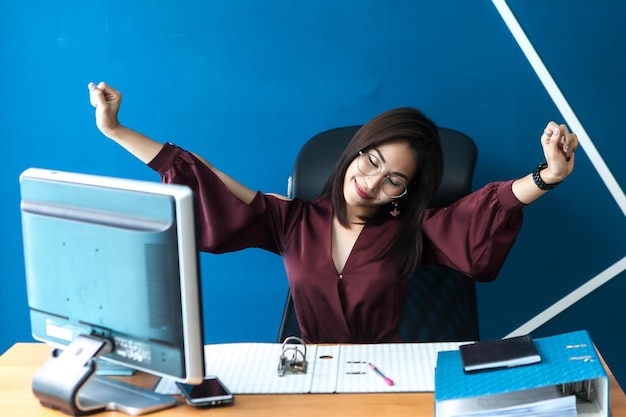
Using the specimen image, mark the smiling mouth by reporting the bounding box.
[354,179,373,200]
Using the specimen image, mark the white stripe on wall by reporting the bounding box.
[505,256,626,338]
[491,0,626,337]
[491,0,626,216]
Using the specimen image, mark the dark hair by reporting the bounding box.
[320,107,443,281]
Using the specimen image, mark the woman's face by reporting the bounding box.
[342,139,416,218]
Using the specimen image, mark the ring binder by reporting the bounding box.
[199,341,466,394]
[277,336,308,377]
[434,330,609,417]
[560,380,593,402]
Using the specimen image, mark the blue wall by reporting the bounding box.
[2,0,625,383]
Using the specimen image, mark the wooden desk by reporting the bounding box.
[1,343,625,416]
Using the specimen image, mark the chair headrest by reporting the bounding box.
[290,126,477,208]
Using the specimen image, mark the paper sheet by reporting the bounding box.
[200,341,466,394]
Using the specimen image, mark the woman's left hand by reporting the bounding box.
[539,122,578,184]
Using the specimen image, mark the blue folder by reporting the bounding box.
[434,330,609,417]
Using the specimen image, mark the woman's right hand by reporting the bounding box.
[87,82,164,163]
[88,82,122,139]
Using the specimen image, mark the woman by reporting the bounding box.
[88,82,578,344]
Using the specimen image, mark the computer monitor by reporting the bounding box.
[19,167,205,415]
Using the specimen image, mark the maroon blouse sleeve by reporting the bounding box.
[421,180,525,282]
[147,143,289,254]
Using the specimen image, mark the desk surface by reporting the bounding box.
[2,343,625,416]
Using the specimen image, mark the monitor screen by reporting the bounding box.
[19,167,205,414]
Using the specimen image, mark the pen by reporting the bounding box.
[368,362,394,386]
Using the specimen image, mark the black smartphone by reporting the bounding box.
[176,376,234,408]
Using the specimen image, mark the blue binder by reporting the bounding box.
[435,330,609,417]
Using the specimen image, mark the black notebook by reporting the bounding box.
[459,334,541,373]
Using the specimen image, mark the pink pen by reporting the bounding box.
[368,362,394,386]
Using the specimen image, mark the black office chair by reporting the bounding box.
[277,126,479,343]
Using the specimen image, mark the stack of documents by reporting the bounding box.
[439,387,576,416]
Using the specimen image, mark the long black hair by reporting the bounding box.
[319,107,443,281]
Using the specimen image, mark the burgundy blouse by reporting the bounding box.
[149,144,525,344]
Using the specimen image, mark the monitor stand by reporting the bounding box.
[32,334,178,416]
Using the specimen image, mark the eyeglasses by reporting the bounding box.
[356,151,408,198]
